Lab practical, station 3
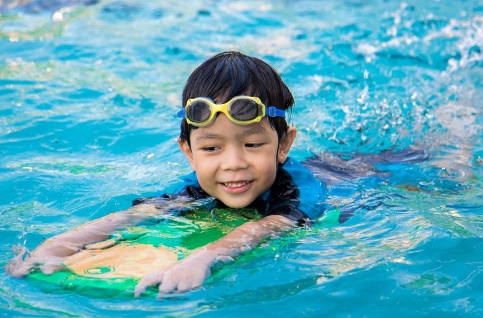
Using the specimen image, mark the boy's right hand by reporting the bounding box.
[5,245,69,278]
[6,206,156,278]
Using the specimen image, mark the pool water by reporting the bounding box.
[1,0,483,316]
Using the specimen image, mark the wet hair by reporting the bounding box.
[179,51,294,145]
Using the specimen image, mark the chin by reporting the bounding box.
[220,199,254,209]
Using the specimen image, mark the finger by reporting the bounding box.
[12,245,28,256]
[6,250,34,278]
[134,270,164,297]
[191,272,208,289]
[158,272,178,294]
[176,279,199,293]
[5,259,32,278]
[176,269,209,292]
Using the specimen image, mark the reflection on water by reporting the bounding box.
[1,0,483,316]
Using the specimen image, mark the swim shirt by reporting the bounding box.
[133,157,327,226]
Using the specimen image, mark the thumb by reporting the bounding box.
[39,263,65,275]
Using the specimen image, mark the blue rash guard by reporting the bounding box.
[133,157,327,226]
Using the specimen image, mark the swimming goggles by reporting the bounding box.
[177,96,285,127]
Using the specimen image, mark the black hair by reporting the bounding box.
[179,51,294,145]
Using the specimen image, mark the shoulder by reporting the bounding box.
[282,157,327,192]
[281,157,328,219]
[170,171,201,194]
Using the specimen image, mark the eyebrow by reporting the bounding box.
[195,125,268,141]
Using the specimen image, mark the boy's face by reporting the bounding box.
[179,114,296,208]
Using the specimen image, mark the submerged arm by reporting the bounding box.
[135,214,297,295]
[203,214,296,259]
[6,203,159,278]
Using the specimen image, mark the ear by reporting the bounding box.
[277,126,297,164]
[178,138,196,171]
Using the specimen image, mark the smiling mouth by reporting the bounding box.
[222,181,251,188]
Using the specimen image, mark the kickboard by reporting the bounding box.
[26,208,258,298]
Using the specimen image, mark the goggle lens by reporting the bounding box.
[187,100,211,123]
[229,99,259,121]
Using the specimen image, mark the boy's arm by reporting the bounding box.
[135,214,296,296]
[6,204,159,278]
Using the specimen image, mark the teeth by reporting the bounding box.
[224,181,249,188]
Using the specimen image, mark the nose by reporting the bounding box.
[220,145,249,171]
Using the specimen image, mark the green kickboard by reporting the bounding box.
[27,208,257,298]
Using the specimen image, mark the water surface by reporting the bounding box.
[1,0,483,316]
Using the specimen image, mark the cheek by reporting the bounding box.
[260,160,278,184]
[192,156,216,184]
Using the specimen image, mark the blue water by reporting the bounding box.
[1,0,483,316]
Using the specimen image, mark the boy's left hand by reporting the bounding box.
[134,248,219,296]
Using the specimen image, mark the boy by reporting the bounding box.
[6,51,327,296]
